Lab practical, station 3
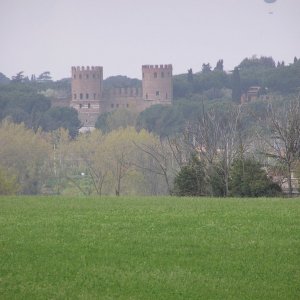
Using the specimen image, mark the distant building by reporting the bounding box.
[69,64,173,128]
[241,86,262,103]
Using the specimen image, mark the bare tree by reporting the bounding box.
[64,130,109,196]
[133,137,183,195]
[113,151,132,196]
[77,149,108,196]
[262,98,300,196]
[184,103,242,196]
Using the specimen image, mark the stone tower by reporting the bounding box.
[142,64,173,104]
[70,66,103,127]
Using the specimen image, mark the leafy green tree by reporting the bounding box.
[66,127,166,196]
[106,109,138,132]
[0,83,51,129]
[69,129,108,196]
[174,155,206,196]
[229,158,281,197]
[0,167,18,195]
[95,111,111,133]
[0,120,50,194]
[103,75,141,89]
[137,104,184,137]
[95,109,138,134]
[104,127,155,196]
[265,62,300,93]
[173,74,193,98]
[40,107,81,138]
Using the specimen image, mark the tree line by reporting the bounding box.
[0,80,80,137]
[173,56,300,100]
[0,122,177,196]
[1,95,300,197]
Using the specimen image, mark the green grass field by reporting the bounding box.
[0,196,299,299]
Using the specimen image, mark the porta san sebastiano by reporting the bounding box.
[70,64,173,127]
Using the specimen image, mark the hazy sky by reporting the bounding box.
[1,0,299,80]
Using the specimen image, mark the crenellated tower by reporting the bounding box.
[142,64,173,105]
[70,66,103,127]
[67,64,173,129]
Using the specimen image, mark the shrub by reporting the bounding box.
[174,155,207,196]
[229,158,281,197]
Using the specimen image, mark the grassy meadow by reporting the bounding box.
[0,196,299,299]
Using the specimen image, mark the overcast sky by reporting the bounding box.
[0,0,299,80]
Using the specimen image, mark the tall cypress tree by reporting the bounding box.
[187,68,193,82]
[232,67,241,103]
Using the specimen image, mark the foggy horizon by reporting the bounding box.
[1,0,299,80]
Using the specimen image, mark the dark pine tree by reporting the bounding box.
[229,158,281,197]
[174,155,206,196]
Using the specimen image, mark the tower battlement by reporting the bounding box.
[71,66,103,81]
[142,64,172,70]
[71,66,103,72]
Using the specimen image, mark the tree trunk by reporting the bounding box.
[287,163,293,197]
